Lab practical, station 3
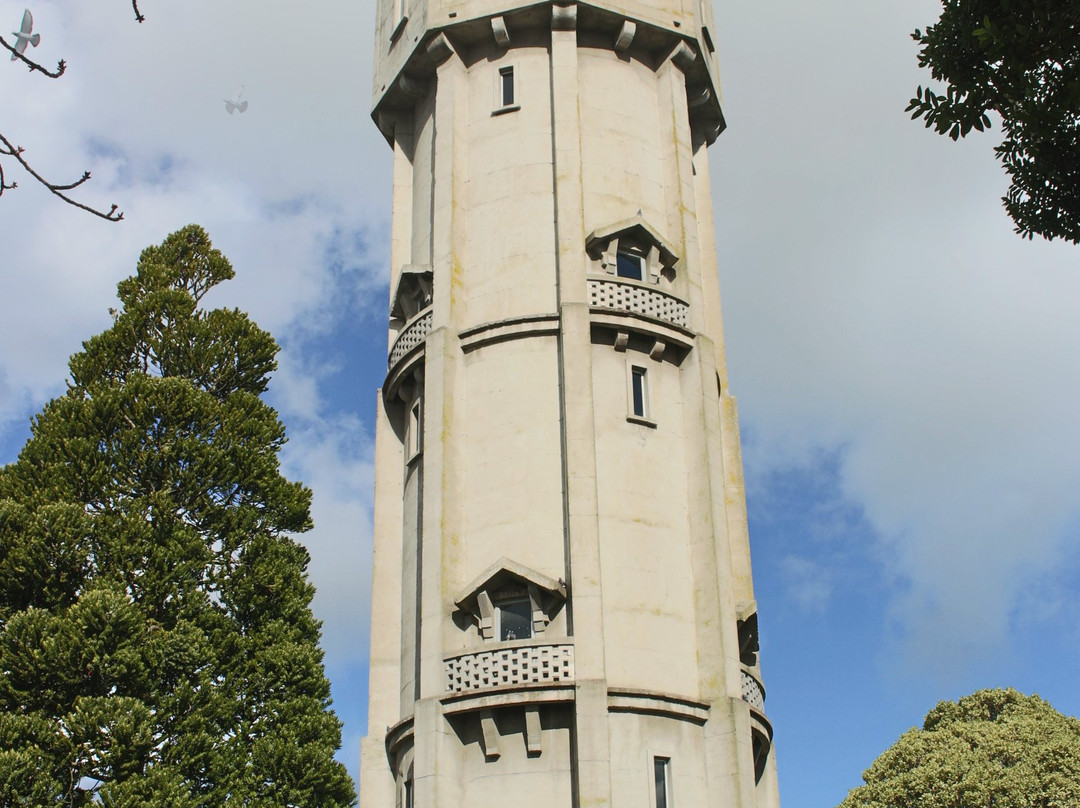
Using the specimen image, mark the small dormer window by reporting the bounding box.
[454,558,566,643]
[586,216,680,286]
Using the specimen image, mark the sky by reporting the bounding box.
[1,1,1078,806]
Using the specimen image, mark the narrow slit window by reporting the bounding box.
[499,66,515,107]
[654,757,671,808]
[631,366,648,418]
[406,399,422,460]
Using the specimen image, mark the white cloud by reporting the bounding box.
[714,0,1080,677]
[780,556,833,614]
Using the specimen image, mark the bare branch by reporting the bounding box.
[0,2,147,220]
[0,133,123,221]
[0,35,66,78]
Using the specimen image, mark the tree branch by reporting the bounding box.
[132,0,145,23]
[0,34,66,78]
[0,133,123,221]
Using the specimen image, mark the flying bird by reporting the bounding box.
[224,86,248,115]
[11,9,40,60]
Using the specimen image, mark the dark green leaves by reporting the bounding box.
[838,689,1080,808]
[909,0,1080,244]
[0,226,354,806]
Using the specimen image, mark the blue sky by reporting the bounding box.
[2,1,1079,806]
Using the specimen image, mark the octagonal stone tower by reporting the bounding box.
[359,2,779,806]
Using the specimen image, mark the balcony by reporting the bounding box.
[587,278,689,329]
[740,669,766,713]
[388,307,433,370]
[445,642,575,693]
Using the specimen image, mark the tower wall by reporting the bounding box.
[361,3,778,807]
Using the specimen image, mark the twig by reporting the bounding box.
[0,133,123,221]
[132,0,145,23]
[0,34,65,78]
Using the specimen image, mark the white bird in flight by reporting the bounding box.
[11,9,40,60]
[224,86,248,115]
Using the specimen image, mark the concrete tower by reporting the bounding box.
[359,2,778,807]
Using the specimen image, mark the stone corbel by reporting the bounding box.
[688,86,712,108]
[615,20,636,53]
[480,711,500,759]
[397,74,428,101]
[552,3,577,30]
[427,33,456,66]
[667,41,698,73]
[649,340,666,362]
[491,16,510,48]
[525,709,543,756]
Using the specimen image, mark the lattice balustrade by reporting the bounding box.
[388,309,433,369]
[587,279,689,328]
[445,643,575,692]
[741,670,765,713]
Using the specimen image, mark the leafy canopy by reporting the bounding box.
[0,225,355,807]
[909,0,1080,244]
[838,688,1080,808]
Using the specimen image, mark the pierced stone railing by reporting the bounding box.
[741,670,765,713]
[587,278,689,328]
[388,308,433,369]
[445,643,575,693]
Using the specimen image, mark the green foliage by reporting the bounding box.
[838,688,1080,808]
[0,225,355,806]
[909,0,1080,244]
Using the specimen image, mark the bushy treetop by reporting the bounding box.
[839,688,1080,808]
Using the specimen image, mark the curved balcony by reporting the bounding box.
[740,669,766,713]
[444,642,575,693]
[587,277,689,329]
[388,308,433,371]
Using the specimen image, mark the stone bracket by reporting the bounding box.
[480,710,500,759]
[552,3,577,30]
[525,709,543,756]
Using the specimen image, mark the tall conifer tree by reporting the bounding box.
[0,225,355,806]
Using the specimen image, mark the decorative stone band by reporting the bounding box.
[741,669,766,713]
[587,278,689,329]
[445,642,575,693]
[388,308,433,369]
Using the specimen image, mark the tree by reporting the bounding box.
[0,2,147,220]
[908,0,1080,244]
[838,688,1080,808]
[0,225,356,806]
